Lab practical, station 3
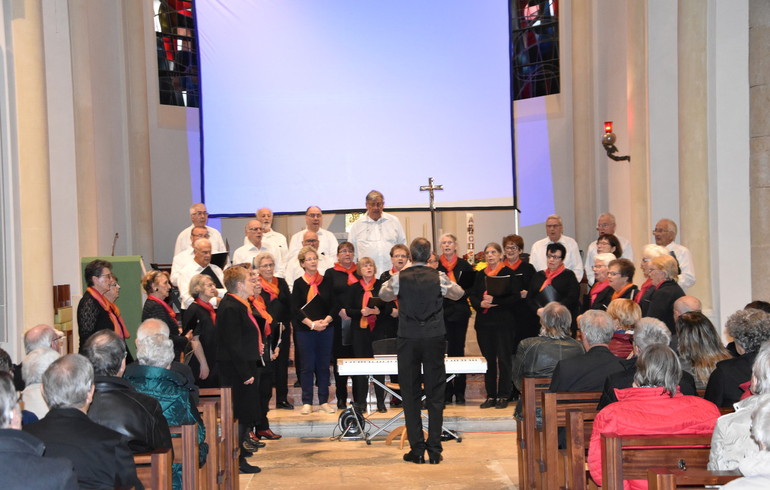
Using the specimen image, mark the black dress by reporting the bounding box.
[142,297,187,360]
[259,277,292,404]
[182,301,219,388]
[77,290,114,351]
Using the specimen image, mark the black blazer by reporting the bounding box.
[527,269,580,316]
[597,357,698,410]
[469,266,521,328]
[704,351,757,408]
[0,429,78,490]
[216,293,266,381]
[24,408,140,489]
[641,280,685,334]
[291,274,335,330]
[260,277,292,349]
[549,345,626,393]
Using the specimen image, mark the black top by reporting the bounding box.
[0,429,78,490]
[77,290,114,351]
[549,345,626,393]
[182,302,218,369]
[469,266,521,328]
[704,351,756,408]
[395,266,445,339]
[527,269,580,316]
[141,298,180,337]
[347,278,391,332]
[509,261,540,340]
[216,293,266,380]
[437,256,473,323]
[641,280,685,334]
[291,274,335,331]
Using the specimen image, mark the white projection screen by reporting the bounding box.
[197,1,515,216]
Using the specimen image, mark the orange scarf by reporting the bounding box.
[303,272,323,303]
[589,280,611,306]
[439,254,458,282]
[540,264,565,291]
[89,287,130,339]
[194,298,216,324]
[503,258,522,271]
[359,277,377,330]
[333,262,358,285]
[636,278,653,304]
[260,276,280,301]
[147,294,177,322]
[249,295,273,336]
[612,283,635,301]
[230,293,263,355]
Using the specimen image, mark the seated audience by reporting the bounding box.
[598,317,698,409]
[640,254,685,335]
[0,371,78,490]
[20,348,60,419]
[720,394,770,489]
[676,311,732,390]
[549,310,625,392]
[82,330,172,454]
[588,344,720,490]
[24,354,141,489]
[16,324,63,390]
[606,299,641,359]
[705,308,770,407]
[709,341,770,471]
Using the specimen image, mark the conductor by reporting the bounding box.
[379,237,464,464]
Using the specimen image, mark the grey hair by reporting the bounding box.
[642,244,669,259]
[594,253,616,266]
[539,302,572,339]
[23,325,59,354]
[633,344,681,397]
[253,251,276,269]
[365,190,384,202]
[81,330,126,377]
[42,354,94,410]
[753,341,770,395]
[546,214,563,225]
[726,308,770,354]
[634,317,672,351]
[750,394,770,449]
[136,318,170,342]
[136,334,174,369]
[188,274,211,299]
[0,372,16,428]
[579,310,615,345]
[22,348,61,385]
[598,213,616,224]
[439,233,457,243]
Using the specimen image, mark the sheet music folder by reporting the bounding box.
[301,295,327,321]
[485,275,511,297]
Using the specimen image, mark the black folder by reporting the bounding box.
[485,275,511,297]
[457,270,476,290]
[200,266,224,289]
[535,284,560,308]
[301,294,328,321]
[210,252,228,269]
[367,297,386,309]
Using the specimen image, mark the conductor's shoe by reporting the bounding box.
[428,453,443,465]
[479,398,497,409]
[403,451,425,464]
[239,458,261,474]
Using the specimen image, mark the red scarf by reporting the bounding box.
[589,280,611,306]
[439,254,458,282]
[359,277,377,330]
[194,297,216,324]
[540,264,565,291]
[147,294,177,321]
[612,283,635,301]
[230,293,263,354]
[503,258,522,271]
[333,262,358,285]
[303,272,323,303]
[481,262,505,313]
[249,295,272,336]
[260,276,280,301]
[89,287,129,339]
[636,278,653,303]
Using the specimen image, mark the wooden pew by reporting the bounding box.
[516,376,552,490]
[647,466,741,489]
[170,423,200,490]
[565,409,588,490]
[538,391,602,490]
[200,387,239,490]
[600,433,714,490]
[134,448,173,489]
[198,397,223,489]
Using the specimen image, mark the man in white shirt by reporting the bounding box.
[283,231,334,291]
[584,213,634,284]
[653,218,696,290]
[348,190,407,275]
[529,214,584,280]
[173,203,226,256]
[256,208,288,266]
[288,206,338,259]
[177,239,226,308]
[170,226,209,286]
[232,220,279,266]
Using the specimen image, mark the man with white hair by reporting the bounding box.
[170,225,210,286]
[597,317,698,409]
[348,190,407,276]
[0,371,78,490]
[23,354,140,489]
[288,206,339,259]
[20,348,61,419]
[548,310,626,392]
[174,202,226,256]
[583,213,634,284]
[176,238,226,308]
[13,324,63,390]
[256,208,288,265]
[653,218,696,290]
[529,214,584,280]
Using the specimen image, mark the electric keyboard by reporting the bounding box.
[337,356,487,376]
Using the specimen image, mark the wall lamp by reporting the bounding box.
[601,121,630,162]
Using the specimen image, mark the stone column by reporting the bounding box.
[10,0,54,327]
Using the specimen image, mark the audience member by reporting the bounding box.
[173,202,226,256]
[583,213,634,284]
[348,190,407,276]
[288,206,339,258]
[529,214,584,280]
[606,298,641,359]
[720,395,770,489]
[21,348,60,419]
[674,295,702,321]
[676,311,732,390]
[653,218,696,290]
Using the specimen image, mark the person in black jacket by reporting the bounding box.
[77,259,116,351]
[83,330,171,454]
[640,254,685,337]
[528,242,580,336]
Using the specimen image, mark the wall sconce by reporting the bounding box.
[601,121,630,162]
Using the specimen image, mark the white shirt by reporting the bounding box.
[288,227,339,259]
[529,234,584,281]
[348,211,407,277]
[666,242,696,290]
[283,253,335,292]
[583,235,634,284]
[177,261,226,308]
[232,240,280,267]
[170,249,195,287]
[174,225,227,256]
[261,229,288,265]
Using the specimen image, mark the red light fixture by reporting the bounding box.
[601,120,630,162]
[604,121,613,133]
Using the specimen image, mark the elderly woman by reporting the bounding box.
[706,308,770,408]
[502,234,540,356]
[470,242,521,409]
[528,242,580,334]
[437,233,475,405]
[77,259,123,350]
[124,334,208,487]
[585,233,623,285]
[21,348,61,419]
[719,395,770,489]
[635,244,670,304]
[254,251,294,410]
[640,255,685,334]
[346,257,391,412]
[141,270,187,359]
[677,311,732,390]
[606,298,641,359]
[291,246,335,415]
[709,342,770,471]
[181,274,216,387]
[588,344,721,490]
[584,253,616,311]
[104,275,133,363]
